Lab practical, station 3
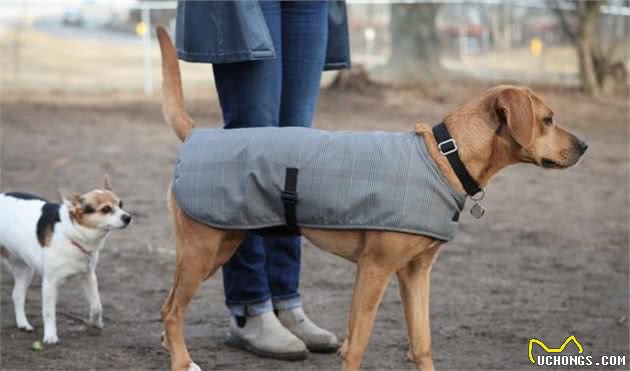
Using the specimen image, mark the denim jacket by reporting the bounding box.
[175,0,351,70]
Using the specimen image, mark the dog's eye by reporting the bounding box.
[83,205,95,214]
[101,206,112,214]
[119,200,123,208]
[543,117,553,127]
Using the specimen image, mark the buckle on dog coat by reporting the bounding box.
[281,168,299,234]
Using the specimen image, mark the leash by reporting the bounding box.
[432,122,486,218]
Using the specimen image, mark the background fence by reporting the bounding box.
[1,0,628,95]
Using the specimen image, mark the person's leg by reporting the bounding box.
[212,0,307,359]
[279,0,329,128]
[267,0,329,307]
[265,236,301,307]
[267,0,339,352]
[212,0,283,319]
[214,58,278,319]
[221,235,270,315]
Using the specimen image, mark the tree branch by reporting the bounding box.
[549,0,578,44]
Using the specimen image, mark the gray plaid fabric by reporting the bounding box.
[173,127,466,241]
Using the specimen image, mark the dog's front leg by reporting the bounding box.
[82,271,103,328]
[41,276,59,344]
[340,260,392,371]
[396,245,441,371]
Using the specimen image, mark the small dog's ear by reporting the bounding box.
[58,189,82,209]
[104,174,113,191]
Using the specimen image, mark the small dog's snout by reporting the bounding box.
[577,139,588,155]
[121,214,132,225]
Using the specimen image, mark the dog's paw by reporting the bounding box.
[89,310,103,328]
[160,331,169,350]
[43,334,59,344]
[337,338,348,358]
[17,323,34,332]
[406,349,414,362]
[186,362,201,371]
[88,318,104,329]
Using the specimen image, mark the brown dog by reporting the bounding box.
[155,27,586,371]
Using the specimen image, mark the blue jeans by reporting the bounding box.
[212,1,329,317]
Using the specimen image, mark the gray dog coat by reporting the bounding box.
[173,127,466,241]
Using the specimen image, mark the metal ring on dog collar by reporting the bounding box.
[470,190,485,201]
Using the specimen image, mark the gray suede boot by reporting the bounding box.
[277,307,339,353]
[225,311,308,361]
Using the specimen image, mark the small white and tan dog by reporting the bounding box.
[0,175,131,344]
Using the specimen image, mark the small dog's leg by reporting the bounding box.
[42,276,59,344]
[10,260,35,331]
[396,247,441,371]
[82,272,103,328]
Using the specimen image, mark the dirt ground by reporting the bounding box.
[0,84,628,370]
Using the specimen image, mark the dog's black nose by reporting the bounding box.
[121,214,132,225]
[577,139,588,155]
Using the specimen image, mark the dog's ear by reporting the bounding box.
[58,189,82,210]
[104,174,113,191]
[495,88,535,148]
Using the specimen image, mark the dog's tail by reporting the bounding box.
[156,26,195,142]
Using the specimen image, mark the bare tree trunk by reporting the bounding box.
[552,0,627,96]
[575,1,603,96]
[387,3,441,81]
[487,4,512,50]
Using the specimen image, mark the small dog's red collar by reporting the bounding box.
[70,240,89,255]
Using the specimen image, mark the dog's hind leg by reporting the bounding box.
[396,242,442,371]
[3,250,35,332]
[162,191,243,371]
